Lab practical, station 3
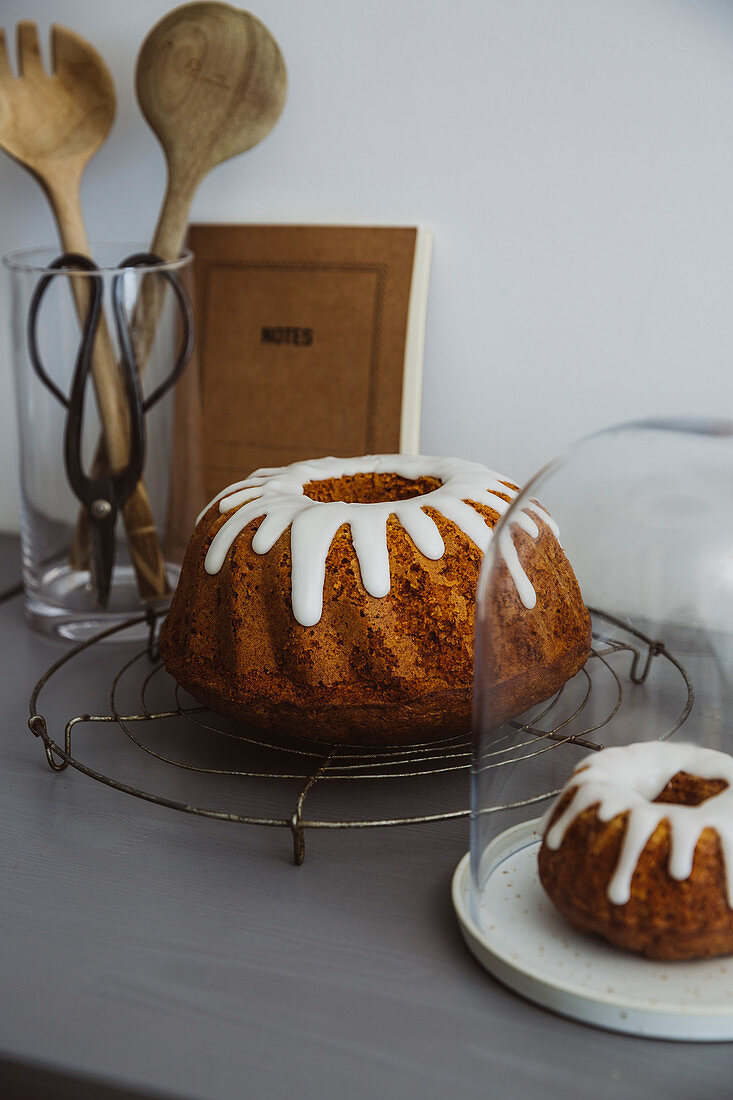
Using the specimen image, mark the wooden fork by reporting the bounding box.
[0,22,169,601]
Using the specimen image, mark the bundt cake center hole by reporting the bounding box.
[303,473,443,505]
[653,770,729,807]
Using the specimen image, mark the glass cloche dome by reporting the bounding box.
[454,417,733,1040]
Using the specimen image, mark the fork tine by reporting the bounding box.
[16,21,44,77]
[0,29,13,80]
[50,24,77,75]
[51,23,115,114]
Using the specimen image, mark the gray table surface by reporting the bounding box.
[0,533,732,1100]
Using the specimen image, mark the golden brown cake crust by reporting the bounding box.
[160,465,591,745]
[538,772,733,960]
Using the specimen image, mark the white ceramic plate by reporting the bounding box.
[453,819,733,1040]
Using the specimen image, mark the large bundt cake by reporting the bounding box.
[160,454,591,745]
[538,741,733,960]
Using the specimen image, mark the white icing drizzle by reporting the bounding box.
[542,742,733,907]
[199,454,557,627]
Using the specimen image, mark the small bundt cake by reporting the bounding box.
[538,741,733,960]
[160,454,591,745]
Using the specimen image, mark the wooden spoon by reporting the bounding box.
[138,1,288,266]
[0,22,170,601]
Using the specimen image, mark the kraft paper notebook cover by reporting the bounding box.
[182,223,433,511]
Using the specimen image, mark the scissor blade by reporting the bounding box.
[87,508,116,610]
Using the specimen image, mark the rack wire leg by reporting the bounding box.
[290,812,305,865]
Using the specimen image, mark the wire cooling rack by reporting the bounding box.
[27,607,693,863]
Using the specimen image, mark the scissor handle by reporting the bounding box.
[26,253,111,510]
[27,253,102,410]
[109,252,194,504]
[112,252,194,413]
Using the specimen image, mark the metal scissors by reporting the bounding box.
[27,251,193,609]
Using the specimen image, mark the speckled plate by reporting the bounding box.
[452,820,733,1040]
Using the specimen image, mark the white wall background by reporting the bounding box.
[2,0,733,531]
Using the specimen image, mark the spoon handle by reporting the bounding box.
[131,170,199,372]
[151,168,198,262]
[49,174,170,600]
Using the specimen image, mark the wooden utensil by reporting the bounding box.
[138,2,288,267]
[120,1,287,385]
[0,22,170,601]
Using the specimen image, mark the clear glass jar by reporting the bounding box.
[5,243,196,640]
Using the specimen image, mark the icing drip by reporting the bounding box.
[200,454,556,627]
[542,742,733,907]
